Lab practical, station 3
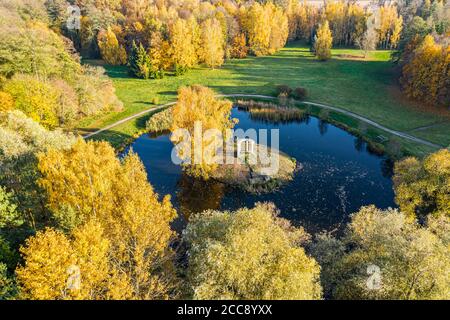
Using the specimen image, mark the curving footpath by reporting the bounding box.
[83,94,443,149]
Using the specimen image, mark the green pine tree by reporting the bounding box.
[128,41,151,79]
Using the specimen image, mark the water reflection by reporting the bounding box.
[177,174,225,220]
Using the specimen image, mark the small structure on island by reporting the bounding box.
[236,138,255,158]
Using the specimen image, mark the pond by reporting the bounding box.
[125,107,396,234]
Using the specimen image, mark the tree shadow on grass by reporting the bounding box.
[157,90,178,96]
[87,129,135,151]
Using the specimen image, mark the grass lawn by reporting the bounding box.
[78,42,450,156]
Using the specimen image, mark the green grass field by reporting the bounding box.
[79,42,450,156]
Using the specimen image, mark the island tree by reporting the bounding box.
[171,85,234,179]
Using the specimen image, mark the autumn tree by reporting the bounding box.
[378,5,403,49]
[170,18,199,74]
[314,21,333,61]
[0,110,75,232]
[323,1,346,46]
[393,148,450,219]
[229,33,248,59]
[97,27,127,65]
[3,75,59,128]
[288,1,319,42]
[170,85,234,179]
[75,66,123,116]
[400,35,449,107]
[34,139,178,299]
[356,14,379,58]
[0,3,122,123]
[241,3,270,56]
[148,32,171,79]
[268,2,289,54]
[16,221,118,300]
[310,205,450,299]
[199,18,224,68]
[241,2,288,56]
[16,228,77,300]
[184,203,322,299]
[0,16,80,80]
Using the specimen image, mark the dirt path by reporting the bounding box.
[83,94,444,149]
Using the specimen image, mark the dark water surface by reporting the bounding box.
[126,107,396,233]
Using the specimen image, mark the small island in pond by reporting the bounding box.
[211,141,298,194]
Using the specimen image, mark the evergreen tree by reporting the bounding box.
[128,41,151,79]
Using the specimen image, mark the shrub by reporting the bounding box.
[277,92,289,106]
[4,74,59,128]
[318,108,330,120]
[151,96,160,105]
[145,108,172,133]
[75,66,123,116]
[276,84,292,96]
[293,87,308,100]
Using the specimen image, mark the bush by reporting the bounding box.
[151,97,160,105]
[4,74,59,128]
[293,87,308,100]
[277,92,289,106]
[75,66,123,116]
[276,85,292,96]
[145,108,172,133]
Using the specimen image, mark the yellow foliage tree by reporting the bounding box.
[314,20,333,61]
[240,2,288,56]
[97,27,127,65]
[16,221,131,300]
[229,33,248,59]
[393,148,450,219]
[378,5,403,49]
[199,18,224,68]
[171,85,234,179]
[33,139,178,299]
[268,2,289,54]
[312,205,450,299]
[148,31,172,77]
[290,1,319,41]
[400,35,449,107]
[184,203,322,299]
[16,228,76,300]
[169,18,199,74]
[241,3,271,56]
[3,74,59,128]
